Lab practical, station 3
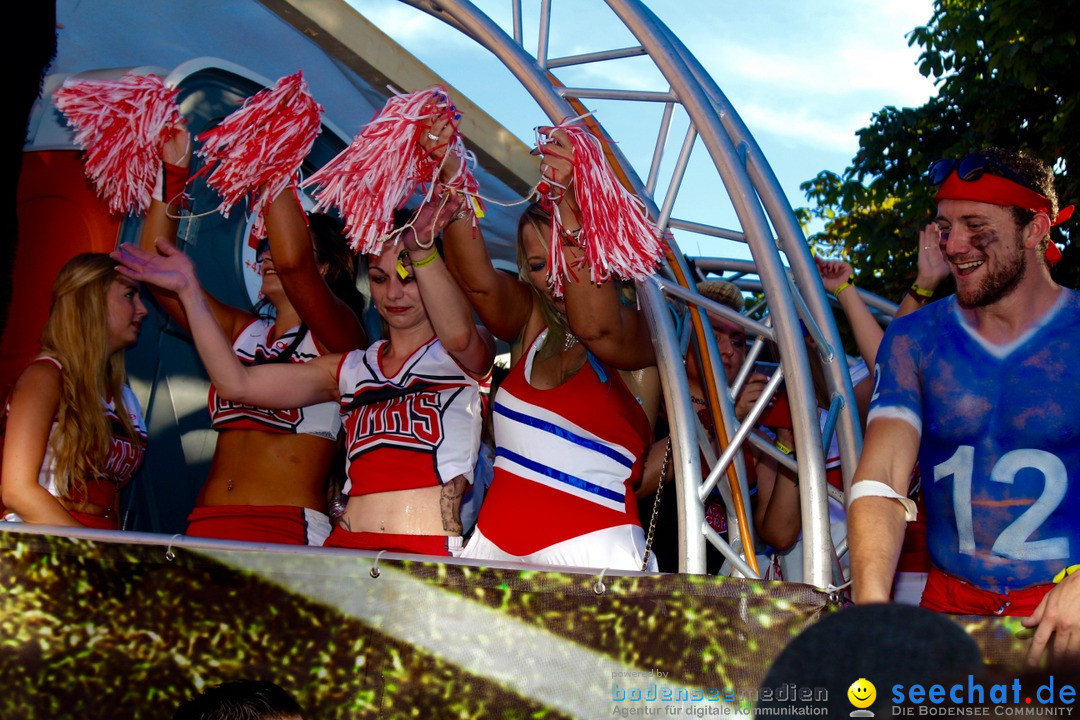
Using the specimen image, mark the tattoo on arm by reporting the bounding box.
[440,476,466,533]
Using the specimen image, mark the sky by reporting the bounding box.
[347,0,939,260]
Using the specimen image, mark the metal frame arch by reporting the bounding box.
[647,13,865,498]
[388,0,854,589]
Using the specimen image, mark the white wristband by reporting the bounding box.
[848,480,917,522]
[153,165,164,203]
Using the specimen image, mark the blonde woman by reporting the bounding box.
[2,254,148,529]
[443,128,660,571]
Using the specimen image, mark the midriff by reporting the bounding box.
[197,430,336,512]
[339,482,460,536]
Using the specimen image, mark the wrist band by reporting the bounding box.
[907,287,931,305]
[450,207,473,224]
[833,279,854,298]
[775,441,797,485]
[1053,564,1080,584]
[911,282,937,297]
[410,248,440,268]
[848,480,918,521]
[160,160,191,208]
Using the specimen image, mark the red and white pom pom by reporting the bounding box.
[53,73,183,216]
[539,123,665,295]
[302,86,476,254]
[195,71,323,238]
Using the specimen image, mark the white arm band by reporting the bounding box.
[848,480,918,522]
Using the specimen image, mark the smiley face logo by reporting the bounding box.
[847,678,876,709]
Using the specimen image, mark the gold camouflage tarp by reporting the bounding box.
[0,528,1034,719]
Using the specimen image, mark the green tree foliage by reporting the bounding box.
[801,0,1078,301]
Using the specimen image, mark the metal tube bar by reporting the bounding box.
[668,217,747,243]
[703,524,758,579]
[645,100,675,196]
[727,335,768,402]
[835,537,849,562]
[547,46,648,68]
[556,86,678,102]
[698,370,785,501]
[511,0,523,45]
[640,278,707,573]
[788,272,835,363]
[692,257,761,274]
[746,297,767,316]
[657,278,774,341]
[657,123,697,230]
[821,393,844,457]
[537,0,551,70]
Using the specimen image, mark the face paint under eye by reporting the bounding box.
[969,227,998,251]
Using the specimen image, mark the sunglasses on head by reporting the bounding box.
[927,154,1032,189]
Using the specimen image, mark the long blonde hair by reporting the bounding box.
[39,254,138,499]
[516,203,574,360]
[516,203,638,361]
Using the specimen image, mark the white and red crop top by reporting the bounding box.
[337,338,483,496]
[3,356,148,521]
[207,318,341,440]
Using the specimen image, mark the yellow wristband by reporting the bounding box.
[776,441,793,456]
[911,283,934,298]
[833,279,854,298]
[410,248,440,269]
[1053,564,1080,584]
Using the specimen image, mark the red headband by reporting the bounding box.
[935,172,1074,266]
[935,172,1074,225]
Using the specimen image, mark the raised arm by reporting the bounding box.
[540,127,655,370]
[818,257,884,368]
[1,362,82,527]
[263,188,367,352]
[430,118,534,343]
[114,240,341,409]
[441,216,535,343]
[139,127,251,339]
[403,191,495,379]
[895,224,950,319]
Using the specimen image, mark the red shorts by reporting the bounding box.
[920,565,1053,616]
[71,511,119,530]
[186,505,328,546]
[324,528,460,557]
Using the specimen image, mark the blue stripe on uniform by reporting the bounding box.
[495,447,625,503]
[492,402,633,469]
